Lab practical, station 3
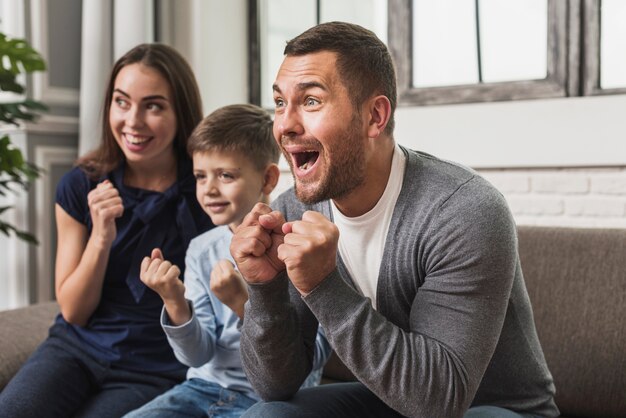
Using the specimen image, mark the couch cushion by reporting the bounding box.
[518,226,626,418]
[0,301,58,391]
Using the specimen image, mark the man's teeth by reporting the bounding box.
[299,161,310,170]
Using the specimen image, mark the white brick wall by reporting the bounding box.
[479,168,626,228]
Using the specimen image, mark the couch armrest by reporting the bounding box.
[0,301,59,391]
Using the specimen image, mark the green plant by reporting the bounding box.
[0,32,47,244]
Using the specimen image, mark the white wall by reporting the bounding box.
[392,96,626,228]
[168,0,249,115]
[480,167,626,228]
[394,95,626,168]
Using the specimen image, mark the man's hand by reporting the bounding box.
[210,259,248,319]
[140,248,190,325]
[279,210,339,294]
[87,180,123,248]
[230,203,287,284]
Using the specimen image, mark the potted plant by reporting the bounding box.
[0,31,47,244]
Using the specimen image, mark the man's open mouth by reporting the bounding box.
[293,151,319,171]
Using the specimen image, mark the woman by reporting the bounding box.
[0,44,213,417]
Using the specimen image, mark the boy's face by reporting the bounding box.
[193,150,266,231]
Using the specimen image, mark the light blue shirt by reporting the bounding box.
[161,225,331,400]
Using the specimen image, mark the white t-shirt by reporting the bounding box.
[331,144,406,309]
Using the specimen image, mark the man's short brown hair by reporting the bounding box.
[284,21,397,135]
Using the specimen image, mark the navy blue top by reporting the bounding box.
[54,159,214,373]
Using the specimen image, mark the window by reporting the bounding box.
[388,0,576,106]
[412,1,548,87]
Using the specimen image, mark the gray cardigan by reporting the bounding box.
[240,147,559,418]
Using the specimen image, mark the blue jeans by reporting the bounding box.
[0,324,182,418]
[464,406,541,418]
[241,382,543,418]
[124,378,257,418]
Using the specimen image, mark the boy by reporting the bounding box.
[126,104,330,418]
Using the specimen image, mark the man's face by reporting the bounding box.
[272,51,367,204]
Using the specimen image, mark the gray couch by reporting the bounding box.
[1,226,625,418]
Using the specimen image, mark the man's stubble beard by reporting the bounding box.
[291,114,366,205]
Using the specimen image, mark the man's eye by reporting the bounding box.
[305,97,319,106]
[274,98,285,108]
[194,173,205,181]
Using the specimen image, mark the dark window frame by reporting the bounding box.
[388,0,581,106]
[582,0,626,96]
[248,0,262,105]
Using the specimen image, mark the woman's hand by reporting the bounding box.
[87,180,123,248]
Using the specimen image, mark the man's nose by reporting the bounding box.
[276,105,304,138]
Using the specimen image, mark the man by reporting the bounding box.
[230,21,559,418]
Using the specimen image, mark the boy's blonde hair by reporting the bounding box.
[187,104,279,170]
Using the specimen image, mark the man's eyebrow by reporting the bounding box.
[272,82,327,94]
[297,81,326,92]
[112,88,168,102]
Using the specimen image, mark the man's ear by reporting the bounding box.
[366,95,391,139]
[262,163,280,196]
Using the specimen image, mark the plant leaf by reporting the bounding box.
[0,217,39,244]
[0,36,47,75]
[0,32,46,246]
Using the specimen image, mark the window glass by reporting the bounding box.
[600,0,626,89]
[480,0,547,82]
[412,0,478,87]
[412,0,548,88]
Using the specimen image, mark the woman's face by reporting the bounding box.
[108,63,178,167]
